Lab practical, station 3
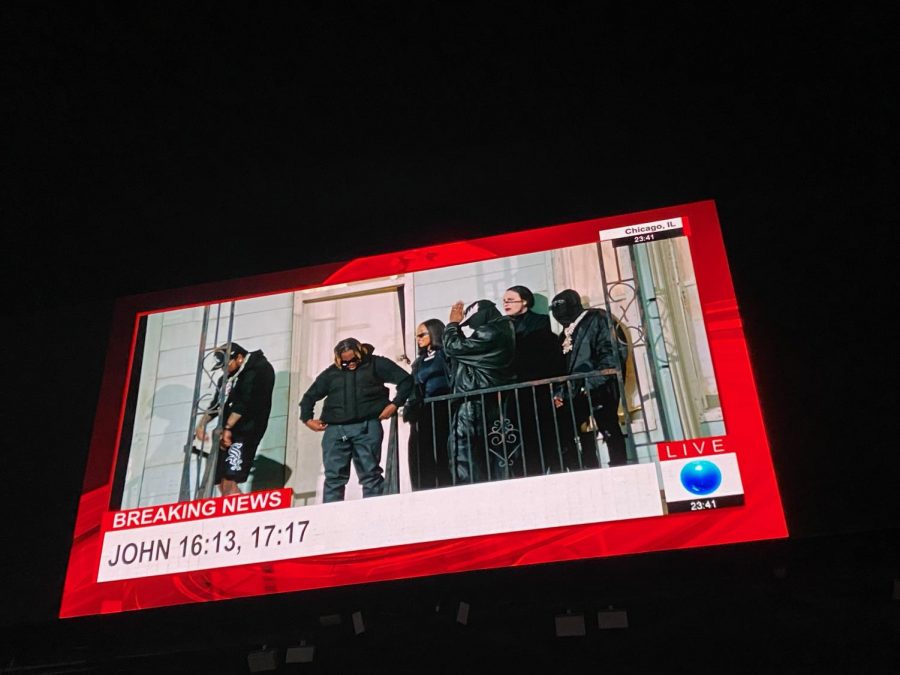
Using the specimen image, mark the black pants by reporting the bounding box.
[557,380,627,471]
[408,401,452,490]
[514,383,560,477]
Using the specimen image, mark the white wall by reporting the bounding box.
[122,292,294,508]
[412,251,556,329]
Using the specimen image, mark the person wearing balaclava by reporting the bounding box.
[443,299,516,483]
[550,289,629,468]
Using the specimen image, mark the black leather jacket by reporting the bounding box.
[443,318,516,393]
[559,309,627,391]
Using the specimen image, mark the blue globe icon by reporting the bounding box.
[679,460,722,495]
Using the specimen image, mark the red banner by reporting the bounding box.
[102,489,292,531]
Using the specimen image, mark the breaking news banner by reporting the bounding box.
[599,217,686,247]
[657,437,745,513]
[97,467,665,582]
[102,488,293,531]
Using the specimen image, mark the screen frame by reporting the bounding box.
[60,199,787,618]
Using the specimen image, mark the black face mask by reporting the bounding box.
[460,300,501,329]
[550,290,584,326]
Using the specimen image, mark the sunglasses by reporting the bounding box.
[340,356,361,369]
[416,332,429,338]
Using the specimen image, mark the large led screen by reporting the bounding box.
[60,200,787,617]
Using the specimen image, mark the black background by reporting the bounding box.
[2,3,897,672]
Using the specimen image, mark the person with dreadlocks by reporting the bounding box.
[443,299,516,483]
[300,338,413,503]
[550,289,628,469]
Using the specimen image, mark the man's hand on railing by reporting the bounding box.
[195,424,210,442]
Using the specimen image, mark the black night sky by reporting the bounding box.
[3,3,897,672]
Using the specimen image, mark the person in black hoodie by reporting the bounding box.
[501,286,564,475]
[194,342,276,496]
[403,319,452,490]
[300,338,413,503]
[443,299,516,483]
[550,289,628,468]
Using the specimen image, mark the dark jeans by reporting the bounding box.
[322,419,384,502]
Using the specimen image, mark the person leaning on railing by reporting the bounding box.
[443,299,516,483]
[550,289,628,468]
[403,319,452,490]
[502,286,565,476]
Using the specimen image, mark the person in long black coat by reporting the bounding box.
[550,289,628,469]
[501,286,565,476]
[443,299,516,483]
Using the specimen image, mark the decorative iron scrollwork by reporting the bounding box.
[488,418,520,468]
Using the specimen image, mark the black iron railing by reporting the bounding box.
[406,370,622,490]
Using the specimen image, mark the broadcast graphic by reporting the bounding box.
[60,200,787,617]
[657,437,745,512]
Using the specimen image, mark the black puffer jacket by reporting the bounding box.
[443,315,516,393]
[299,353,413,424]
